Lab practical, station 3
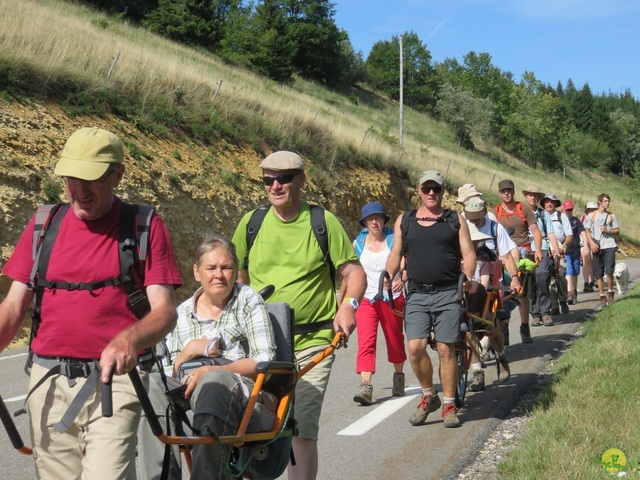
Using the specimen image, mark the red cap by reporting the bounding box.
[563,200,574,210]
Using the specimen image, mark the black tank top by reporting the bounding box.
[405,212,461,286]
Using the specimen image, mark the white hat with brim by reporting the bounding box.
[468,222,492,242]
[54,127,124,181]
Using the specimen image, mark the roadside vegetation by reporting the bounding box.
[500,286,640,479]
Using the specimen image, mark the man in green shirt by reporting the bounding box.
[233,151,366,480]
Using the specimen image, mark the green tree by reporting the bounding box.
[610,109,640,176]
[365,31,436,111]
[284,0,347,86]
[142,0,242,50]
[501,73,565,169]
[435,83,493,149]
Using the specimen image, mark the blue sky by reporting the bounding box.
[333,0,639,98]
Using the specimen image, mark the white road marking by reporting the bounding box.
[3,394,27,403]
[0,353,28,362]
[337,386,422,436]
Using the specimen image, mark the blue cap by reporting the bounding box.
[359,202,390,227]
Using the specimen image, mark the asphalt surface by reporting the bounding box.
[1,259,638,479]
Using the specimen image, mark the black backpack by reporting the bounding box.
[243,203,335,288]
[26,202,154,369]
[400,208,460,261]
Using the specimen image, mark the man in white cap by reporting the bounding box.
[386,170,476,428]
[0,127,182,479]
[233,151,366,480]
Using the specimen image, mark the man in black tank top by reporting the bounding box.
[386,170,476,428]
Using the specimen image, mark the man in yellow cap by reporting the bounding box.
[0,127,182,479]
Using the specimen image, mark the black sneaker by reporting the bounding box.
[520,324,532,344]
[583,282,590,293]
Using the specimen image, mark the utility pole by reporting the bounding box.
[399,35,404,149]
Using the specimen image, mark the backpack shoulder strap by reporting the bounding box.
[29,203,70,289]
[494,204,504,222]
[244,205,271,271]
[309,204,335,288]
[442,209,460,234]
[354,229,368,258]
[515,202,528,225]
[489,220,499,253]
[119,202,154,319]
[400,209,416,261]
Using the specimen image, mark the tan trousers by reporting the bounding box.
[28,362,145,480]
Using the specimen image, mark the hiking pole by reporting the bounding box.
[0,394,32,455]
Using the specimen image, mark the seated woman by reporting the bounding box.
[465,223,510,392]
[138,233,276,480]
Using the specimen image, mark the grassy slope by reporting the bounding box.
[1,0,638,241]
[500,288,640,479]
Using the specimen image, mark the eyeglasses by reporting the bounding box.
[499,188,514,194]
[65,168,116,187]
[420,185,443,194]
[262,173,297,187]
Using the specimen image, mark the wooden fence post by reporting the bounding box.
[107,51,121,80]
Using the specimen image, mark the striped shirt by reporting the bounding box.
[166,283,275,365]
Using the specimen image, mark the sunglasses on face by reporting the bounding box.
[262,173,297,187]
[420,185,443,194]
[499,188,514,194]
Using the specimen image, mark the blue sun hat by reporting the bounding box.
[358,202,390,227]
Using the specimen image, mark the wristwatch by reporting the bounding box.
[343,297,359,310]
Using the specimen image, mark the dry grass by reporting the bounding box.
[1,0,638,240]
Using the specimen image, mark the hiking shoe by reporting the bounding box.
[560,302,569,314]
[542,314,554,327]
[530,315,542,327]
[608,291,615,303]
[496,355,510,382]
[583,282,590,293]
[409,392,441,426]
[550,308,560,316]
[469,370,485,391]
[353,383,373,405]
[567,294,574,306]
[442,403,461,428]
[502,323,510,347]
[520,324,532,344]
[392,372,405,397]
[588,282,596,292]
[598,295,608,310]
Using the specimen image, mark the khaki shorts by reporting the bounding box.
[294,345,335,440]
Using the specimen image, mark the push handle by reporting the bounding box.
[101,369,113,418]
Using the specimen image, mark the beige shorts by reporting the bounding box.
[294,344,335,440]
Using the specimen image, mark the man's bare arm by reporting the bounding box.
[100,284,177,382]
[0,281,33,353]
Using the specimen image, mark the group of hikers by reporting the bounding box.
[0,126,620,479]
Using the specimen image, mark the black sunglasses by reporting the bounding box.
[420,185,443,194]
[262,173,297,187]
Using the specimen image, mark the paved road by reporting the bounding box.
[2,259,638,479]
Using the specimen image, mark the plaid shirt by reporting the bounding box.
[166,283,275,365]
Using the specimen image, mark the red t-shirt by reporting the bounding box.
[3,197,182,358]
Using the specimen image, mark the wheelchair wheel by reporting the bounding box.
[454,347,468,408]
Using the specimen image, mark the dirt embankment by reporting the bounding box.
[1,99,419,346]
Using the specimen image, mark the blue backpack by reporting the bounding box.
[354,226,394,258]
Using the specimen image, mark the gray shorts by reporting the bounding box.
[404,289,462,344]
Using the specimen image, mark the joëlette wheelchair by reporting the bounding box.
[1,287,346,480]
